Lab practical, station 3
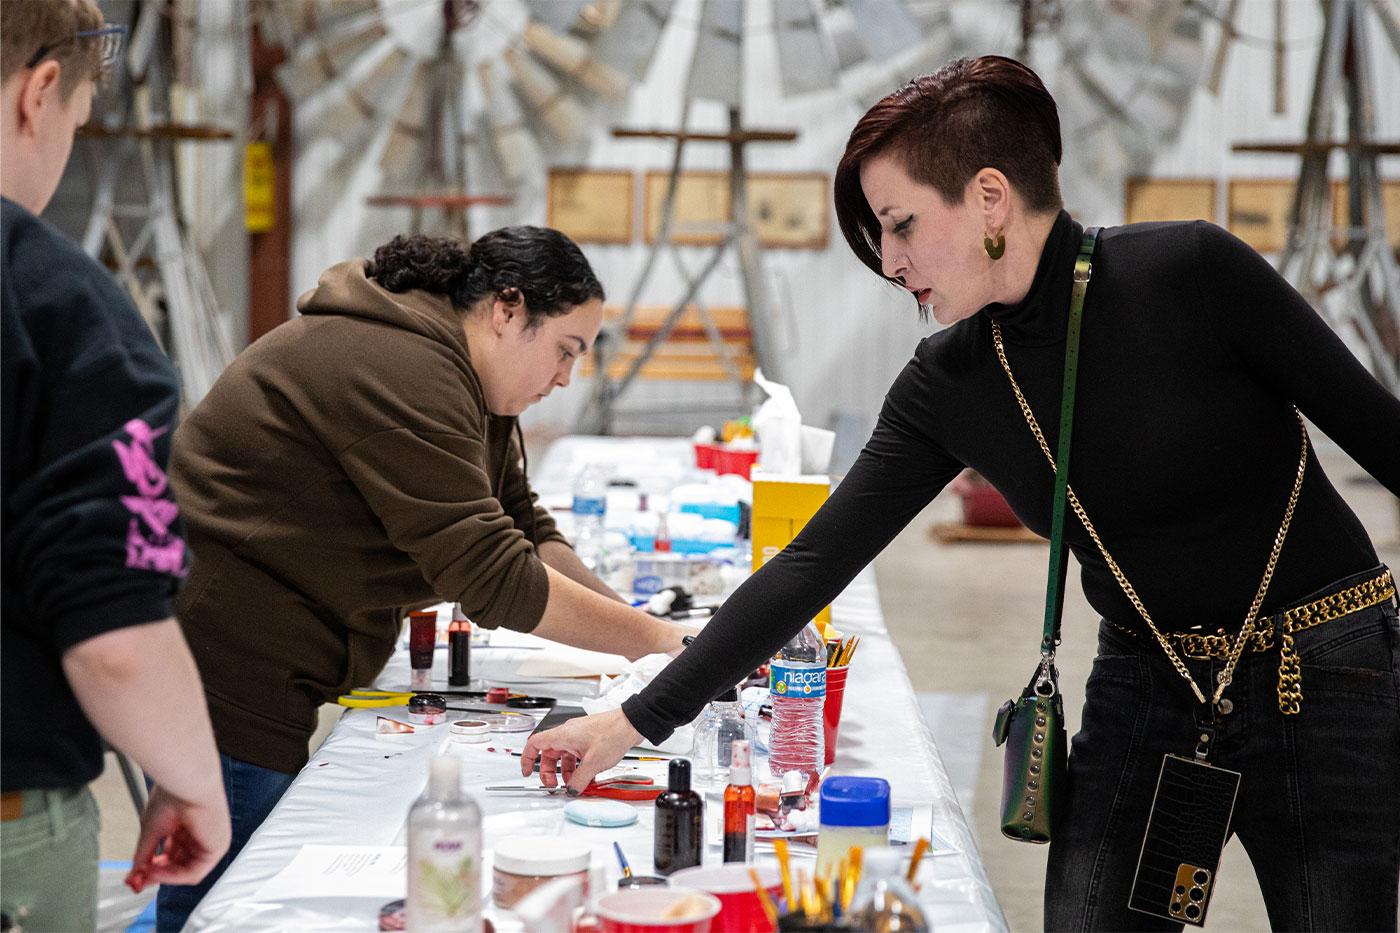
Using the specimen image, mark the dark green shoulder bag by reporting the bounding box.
[990,227,1099,843]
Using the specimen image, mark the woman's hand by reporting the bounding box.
[520,708,644,794]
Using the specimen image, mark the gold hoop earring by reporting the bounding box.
[984,231,1005,261]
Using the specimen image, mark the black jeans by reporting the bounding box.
[1045,566,1400,932]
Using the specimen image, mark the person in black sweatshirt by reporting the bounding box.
[1,3,228,930]
[525,56,1400,930]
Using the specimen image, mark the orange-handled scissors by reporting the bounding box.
[483,776,661,801]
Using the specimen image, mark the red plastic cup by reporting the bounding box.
[668,865,782,933]
[714,447,759,478]
[823,665,850,766]
[594,887,721,933]
[694,442,720,470]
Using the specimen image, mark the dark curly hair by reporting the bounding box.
[370,226,605,327]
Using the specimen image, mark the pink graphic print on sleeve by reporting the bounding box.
[111,418,186,575]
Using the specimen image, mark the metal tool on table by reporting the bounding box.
[337,688,555,712]
[483,776,662,801]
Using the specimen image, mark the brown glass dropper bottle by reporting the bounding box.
[654,758,702,875]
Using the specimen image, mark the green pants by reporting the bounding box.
[0,786,99,933]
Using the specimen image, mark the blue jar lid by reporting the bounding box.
[819,776,891,827]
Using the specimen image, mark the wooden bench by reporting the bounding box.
[580,304,754,381]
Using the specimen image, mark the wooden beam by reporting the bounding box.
[247,19,293,344]
[1232,141,1400,155]
[611,127,798,144]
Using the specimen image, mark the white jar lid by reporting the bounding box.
[492,837,592,876]
[450,719,489,735]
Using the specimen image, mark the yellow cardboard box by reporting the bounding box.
[751,472,832,625]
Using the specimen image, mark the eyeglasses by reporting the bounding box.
[26,24,128,72]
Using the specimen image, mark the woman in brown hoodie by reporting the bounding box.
[160,226,695,930]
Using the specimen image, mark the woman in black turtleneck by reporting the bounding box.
[527,56,1400,930]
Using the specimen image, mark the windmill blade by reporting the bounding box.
[846,0,922,60]
[823,4,870,71]
[686,0,743,107]
[525,0,592,33]
[1376,0,1400,59]
[576,0,624,35]
[503,47,590,145]
[248,0,309,50]
[380,60,431,177]
[523,21,629,99]
[1207,0,1241,93]
[590,0,675,83]
[774,0,838,97]
[906,0,952,33]
[306,43,412,135]
[477,59,537,186]
[276,19,388,104]
[346,45,412,119]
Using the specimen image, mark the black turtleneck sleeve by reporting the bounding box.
[622,381,965,743]
[622,213,1400,744]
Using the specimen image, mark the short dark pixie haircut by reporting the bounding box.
[833,55,1064,283]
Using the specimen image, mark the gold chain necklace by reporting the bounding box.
[990,320,1308,705]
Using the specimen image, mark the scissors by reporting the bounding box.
[483,776,661,801]
[338,689,417,709]
[336,688,554,711]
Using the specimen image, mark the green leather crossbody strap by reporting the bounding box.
[1041,228,1101,654]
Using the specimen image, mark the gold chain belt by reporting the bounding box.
[1109,569,1396,713]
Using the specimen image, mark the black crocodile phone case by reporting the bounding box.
[1128,754,1240,926]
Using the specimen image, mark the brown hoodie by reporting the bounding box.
[171,260,567,773]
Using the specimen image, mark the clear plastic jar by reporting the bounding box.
[815,775,890,877]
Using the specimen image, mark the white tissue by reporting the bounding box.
[581,654,697,755]
[752,369,803,476]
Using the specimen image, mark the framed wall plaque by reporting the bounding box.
[748,172,830,249]
[1124,178,1217,224]
[1227,179,1296,253]
[547,168,633,244]
[643,170,731,245]
[643,170,831,249]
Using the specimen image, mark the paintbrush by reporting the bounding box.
[906,837,930,889]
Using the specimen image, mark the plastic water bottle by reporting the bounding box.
[690,687,757,787]
[571,464,607,567]
[768,621,826,779]
[406,755,483,932]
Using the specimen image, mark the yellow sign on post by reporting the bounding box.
[244,142,275,233]
[751,472,832,626]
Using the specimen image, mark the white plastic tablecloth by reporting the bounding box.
[186,438,1006,932]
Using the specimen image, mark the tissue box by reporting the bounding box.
[751,471,831,625]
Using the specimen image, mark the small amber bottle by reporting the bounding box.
[723,739,756,863]
[654,758,702,875]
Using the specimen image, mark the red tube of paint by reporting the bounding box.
[407,611,436,690]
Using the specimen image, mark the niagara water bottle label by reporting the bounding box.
[573,496,604,517]
[770,661,826,699]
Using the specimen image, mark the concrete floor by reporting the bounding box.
[88,441,1398,931]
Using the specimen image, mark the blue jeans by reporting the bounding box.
[155,754,295,932]
[1045,566,1400,932]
